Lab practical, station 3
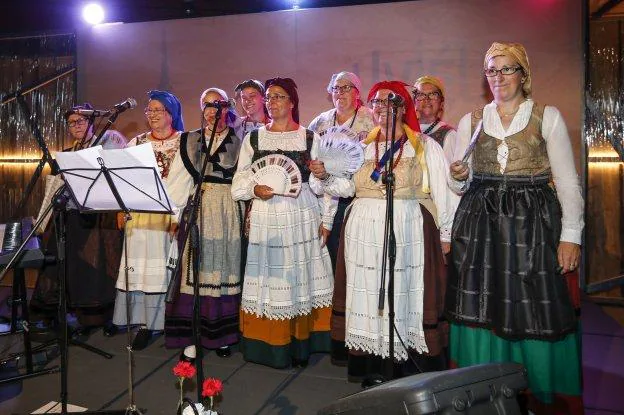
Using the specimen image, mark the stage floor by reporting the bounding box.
[0,292,622,414]
[0,327,361,414]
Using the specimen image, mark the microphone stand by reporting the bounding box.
[165,103,224,403]
[377,101,400,382]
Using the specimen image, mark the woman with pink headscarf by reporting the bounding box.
[311,81,458,386]
[446,42,584,414]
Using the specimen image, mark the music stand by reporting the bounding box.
[47,144,175,415]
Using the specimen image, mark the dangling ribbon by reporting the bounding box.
[364,124,430,193]
[369,135,408,182]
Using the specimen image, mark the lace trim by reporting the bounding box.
[258,128,307,151]
[241,293,333,320]
[345,329,428,361]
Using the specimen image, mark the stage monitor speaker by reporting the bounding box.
[318,363,527,415]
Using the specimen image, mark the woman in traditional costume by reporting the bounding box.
[30,105,126,337]
[445,42,584,415]
[412,76,457,162]
[308,71,375,365]
[165,87,242,357]
[112,90,189,350]
[313,81,458,386]
[232,77,333,369]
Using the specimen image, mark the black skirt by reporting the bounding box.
[445,174,577,341]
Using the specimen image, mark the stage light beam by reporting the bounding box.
[82,3,105,25]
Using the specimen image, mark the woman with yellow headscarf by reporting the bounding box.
[445,42,584,414]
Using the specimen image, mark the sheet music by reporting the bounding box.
[54,143,175,214]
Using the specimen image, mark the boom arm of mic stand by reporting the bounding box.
[91,111,120,148]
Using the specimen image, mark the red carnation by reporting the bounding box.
[173,361,196,379]
[201,377,223,398]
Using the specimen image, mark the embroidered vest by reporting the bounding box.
[472,103,550,176]
[428,124,455,148]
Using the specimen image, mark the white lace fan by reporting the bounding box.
[317,126,364,178]
[250,154,302,197]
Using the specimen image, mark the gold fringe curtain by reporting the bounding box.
[0,34,76,223]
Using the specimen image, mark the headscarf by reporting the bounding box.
[64,103,93,121]
[200,87,237,125]
[367,81,420,132]
[148,90,184,131]
[484,42,532,97]
[234,79,265,95]
[265,77,299,123]
[327,71,364,106]
[413,76,446,101]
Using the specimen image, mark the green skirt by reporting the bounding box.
[450,323,581,404]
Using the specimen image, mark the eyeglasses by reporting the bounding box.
[144,108,167,115]
[264,94,289,103]
[370,98,389,107]
[241,94,260,103]
[484,66,522,77]
[414,91,441,101]
[331,85,355,94]
[67,118,88,128]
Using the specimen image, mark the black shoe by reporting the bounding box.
[71,326,93,341]
[132,328,151,350]
[291,357,308,368]
[361,375,386,389]
[103,323,118,337]
[215,346,231,358]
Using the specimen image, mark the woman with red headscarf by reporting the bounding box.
[231,78,334,369]
[311,81,459,385]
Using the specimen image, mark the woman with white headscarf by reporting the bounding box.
[308,71,374,365]
[165,87,243,357]
[446,42,584,414]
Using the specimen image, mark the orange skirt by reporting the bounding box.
[240,307,331,368]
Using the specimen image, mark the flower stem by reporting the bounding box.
[179,378,184,411]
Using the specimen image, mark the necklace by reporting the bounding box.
[333,105,359,129]
[498,108,519,118]
[422,119,440,135]
[151,128,176,141]
[374,130,406,173]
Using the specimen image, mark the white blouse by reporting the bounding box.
[451,99,584,244]
[310,136,459,242]
[231,126,324,202]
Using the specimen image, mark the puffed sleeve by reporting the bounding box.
[446,113,473,194]
[425,137,460,242]
[542,106,584,244]
[442,128,457,163]
[231,132,256,201]
[308,132,355,198]
[165,147,194,223]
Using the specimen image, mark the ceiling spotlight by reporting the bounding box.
[83,3,105,25]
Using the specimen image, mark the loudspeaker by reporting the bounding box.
[318,363,527,415]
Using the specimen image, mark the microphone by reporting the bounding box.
[72,108,111,117]
[203,98,236,109]
[71,98,137,117]
[387,92,404,106]
[113,97,137,113]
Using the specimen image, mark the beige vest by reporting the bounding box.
[354,155,438,225]
[472,103,551,176]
